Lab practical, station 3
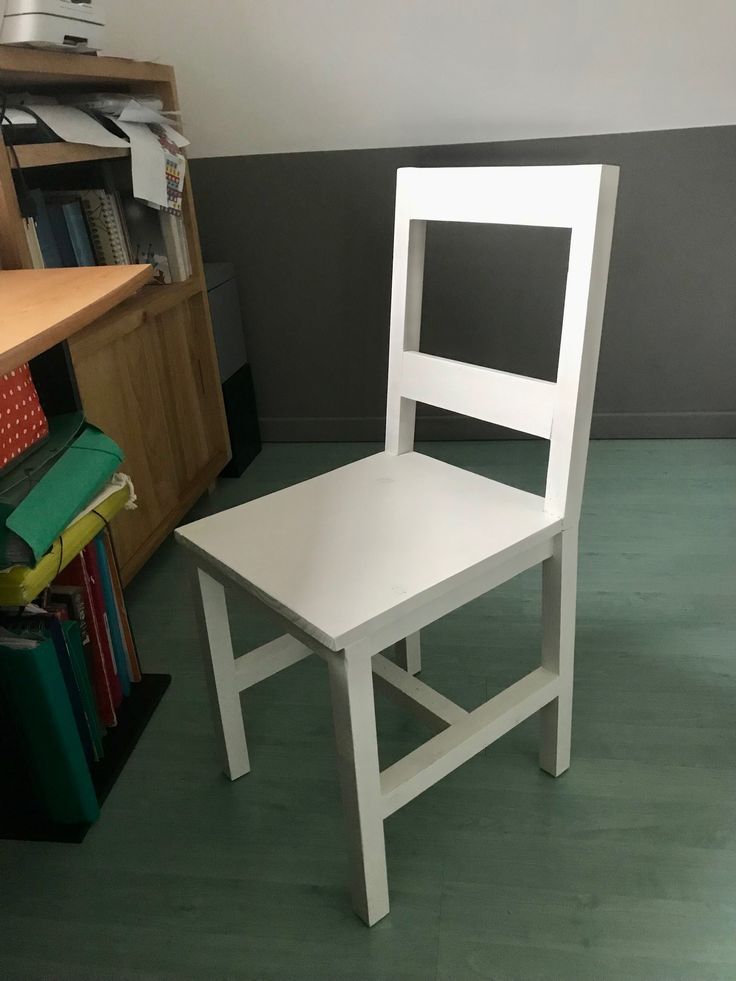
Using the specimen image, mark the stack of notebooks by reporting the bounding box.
[0,530,141,825]
[22,184,191,284]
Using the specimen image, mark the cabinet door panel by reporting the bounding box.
[70,314,181,572]
[155,295,229,490]
[154,300,211,486]
[69,291,231,579]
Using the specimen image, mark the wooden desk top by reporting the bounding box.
[0,265,152,375]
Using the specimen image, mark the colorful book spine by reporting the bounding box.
[82,544,124,707]
[27,189,62,268]
[93,535,130,696]
[55,554,118,726]
[48,583,106,747]
[46,202,78,268]
[102,529,141,682]
[46,614,96,766]
[62,618,104,761]
[62,201,96,267]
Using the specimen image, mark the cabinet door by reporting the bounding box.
[68,290,231,581]
[69,309,182,573]
[155,295,229,490]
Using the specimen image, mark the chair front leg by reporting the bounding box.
[539,527,578,777]
[191,566,250,780]
[328,647,389,926]
[394,631,421,675]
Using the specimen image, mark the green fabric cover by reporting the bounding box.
[0,419,122,564]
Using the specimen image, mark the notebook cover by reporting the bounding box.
[48,584,105,746]
[82,544,123,708]
[46,202,78,268]
[55,554,118,726]
[78,189,123,266]
[93,535,130,696]
[0,632,100,824]
[27,189,62,268]
[102,529,141,682]
[62,201,96,267]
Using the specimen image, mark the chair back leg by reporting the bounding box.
[328,648,390,926]
[539,528,578,777]
[394,631,422,676]
[191,566,250,780]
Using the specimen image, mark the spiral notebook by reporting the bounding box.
[77,189,131,266]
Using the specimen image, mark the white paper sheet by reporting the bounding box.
[1,108,36,126]
[161,123,190,149]
[118,99,175,127]
[27,104,129,148]
[113,118,169,210]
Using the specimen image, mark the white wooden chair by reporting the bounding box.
[176,164,619,926]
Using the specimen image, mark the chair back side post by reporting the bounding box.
[544,166,619,525]
[383,165,619,525]
[385,215,427,454]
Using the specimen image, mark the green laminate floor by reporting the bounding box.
[1,440,736,981]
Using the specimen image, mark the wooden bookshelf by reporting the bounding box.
[0,261,170,844]
[8,143,130,169]
[0,49,231,583]
[0,266,151,373]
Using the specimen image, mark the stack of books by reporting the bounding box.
[0,530,141,826]
[0,366,142,829]
[22,179,191,285]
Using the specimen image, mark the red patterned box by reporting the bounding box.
[0,363,50,470]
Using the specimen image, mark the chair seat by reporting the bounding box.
[176,452,562,651]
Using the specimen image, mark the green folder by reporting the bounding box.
[0,630,100,824]
[0,414,123,565]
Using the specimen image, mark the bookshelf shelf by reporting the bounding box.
[0,266,151,375]
[8,143,130,170]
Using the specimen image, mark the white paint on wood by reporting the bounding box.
[381,666,559,817]
[397,165,607,230]
[179,164,618,925]
[372,653,468,731]
[191,567,250,780]
[393,631,421,675]
[328,650,390,926]
[345,538,554,661]
[400,350,555,439]
[545,166,620,520]
[234,634,312,691]
[385,218,425,455]
[539,527,578,777]
[384,165,619,527]
[177,451,561,652]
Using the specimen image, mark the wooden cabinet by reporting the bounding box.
[0,49,231,582]
[67,285,229,582]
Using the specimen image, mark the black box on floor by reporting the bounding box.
[221,363,261,477]
[205,263,261,477]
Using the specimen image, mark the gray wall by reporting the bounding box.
[191,125,736,440]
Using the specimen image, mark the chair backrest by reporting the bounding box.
[384,164,619,524]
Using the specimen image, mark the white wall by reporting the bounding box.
[105,0,736,159]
